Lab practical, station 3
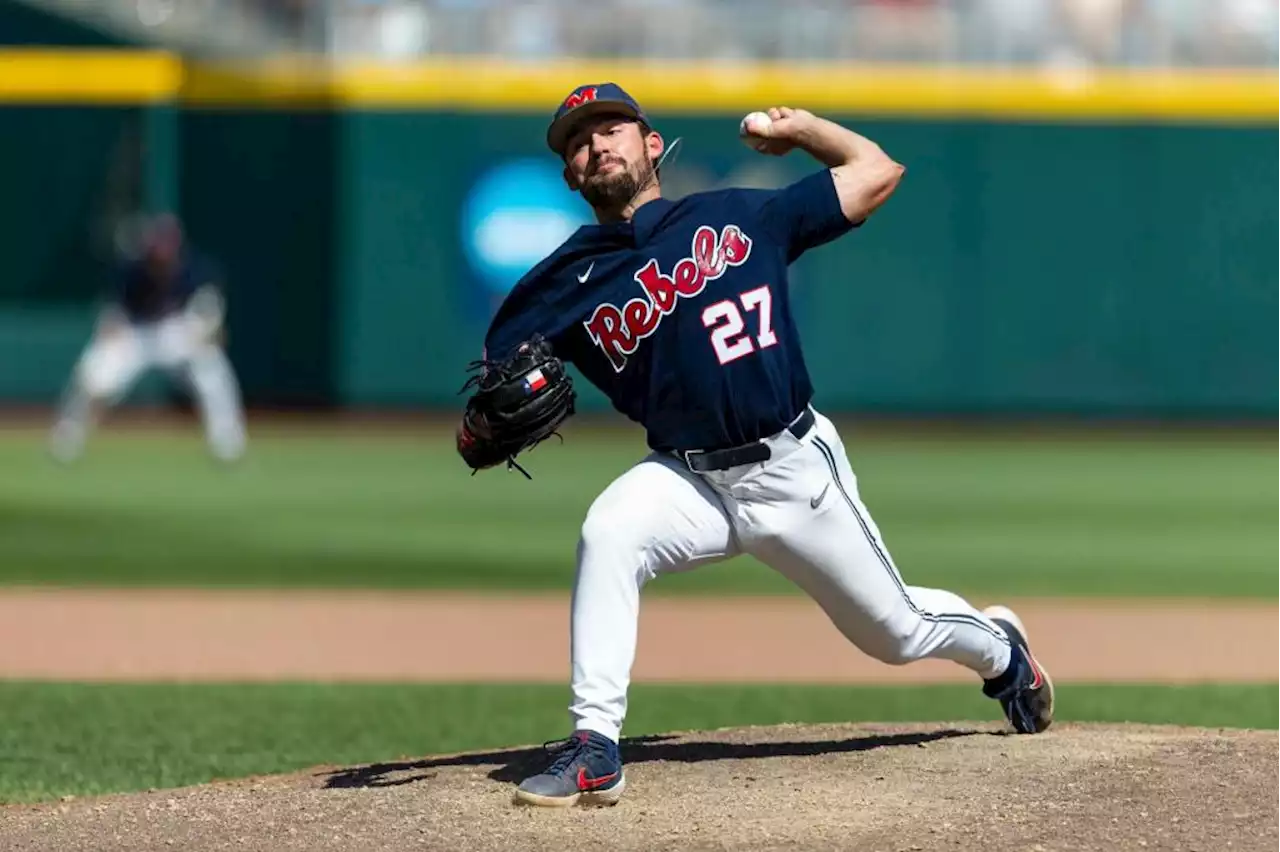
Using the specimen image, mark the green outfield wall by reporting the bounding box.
[0,48,1275,416]
[0,0,132,47]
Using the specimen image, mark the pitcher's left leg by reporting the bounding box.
[742,412,1052,732]
[515,451,740,808]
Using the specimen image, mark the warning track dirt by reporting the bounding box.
[0,590,1272,684]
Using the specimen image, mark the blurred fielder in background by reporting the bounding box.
[48,213,247,463]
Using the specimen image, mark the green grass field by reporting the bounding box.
[0,681,1273,804]
[0,424,1274,597]
[0,422,1274,805]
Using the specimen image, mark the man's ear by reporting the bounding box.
[646,131,665,165]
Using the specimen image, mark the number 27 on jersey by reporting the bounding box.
[703,284,778,365]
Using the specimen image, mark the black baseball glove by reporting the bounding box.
[456,334,576,478]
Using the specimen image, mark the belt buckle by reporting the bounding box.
[680,449,703,472]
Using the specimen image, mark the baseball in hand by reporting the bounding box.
[739,111,773,151]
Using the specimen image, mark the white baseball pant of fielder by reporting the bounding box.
[49,291,247,463]
[568,407,1013,742]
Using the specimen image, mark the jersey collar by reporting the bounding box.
[630,196,675,246]
[570,196,674,248]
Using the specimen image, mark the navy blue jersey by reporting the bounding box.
[116,251,220,324]
[484,169,857,453]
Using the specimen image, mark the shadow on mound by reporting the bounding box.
[321,726,991,790]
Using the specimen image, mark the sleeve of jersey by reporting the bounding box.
[749,169,860,263]
[481,272,572,363]
[483,311,537,363]
[179,258,219,306]
[194,256,225,290]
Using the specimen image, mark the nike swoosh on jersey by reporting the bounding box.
[577,262,595,283]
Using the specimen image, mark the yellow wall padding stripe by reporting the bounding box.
[286,58,1280,123]
[0,49,182,104]
[1,50,1276,123]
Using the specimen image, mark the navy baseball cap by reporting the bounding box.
[546,82,650,157]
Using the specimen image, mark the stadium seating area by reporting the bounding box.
[323,0,1280,66]
[42,0,1280,65]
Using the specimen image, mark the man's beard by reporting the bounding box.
[581,158,655,210]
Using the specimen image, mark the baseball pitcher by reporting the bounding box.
[49,213,247,463]
[456,84,1054,807]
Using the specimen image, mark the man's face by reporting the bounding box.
[144,232,181,278]
[143,221,183,280]
[562,115,662,210]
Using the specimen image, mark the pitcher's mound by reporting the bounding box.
[5,723,1275,851]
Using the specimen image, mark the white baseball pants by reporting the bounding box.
[569,408,1011,742]
[51,315,247,461]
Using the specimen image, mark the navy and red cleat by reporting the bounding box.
[514,730,626,807]
[982,605,1055,734]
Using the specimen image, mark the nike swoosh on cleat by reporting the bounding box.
[1026,651,1045,689]
[577,767,618,791]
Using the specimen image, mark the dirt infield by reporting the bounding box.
[2,723,1275,852]
[0,589,1274,683]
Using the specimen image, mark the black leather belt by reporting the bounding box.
[679,408,815,473]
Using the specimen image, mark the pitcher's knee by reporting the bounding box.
[860,611,924,666]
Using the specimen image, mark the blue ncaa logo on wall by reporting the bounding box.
[461,159,592,301]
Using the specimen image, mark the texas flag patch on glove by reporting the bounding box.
[523,369,548,393]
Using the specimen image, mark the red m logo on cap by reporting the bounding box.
[564,87,598,109]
